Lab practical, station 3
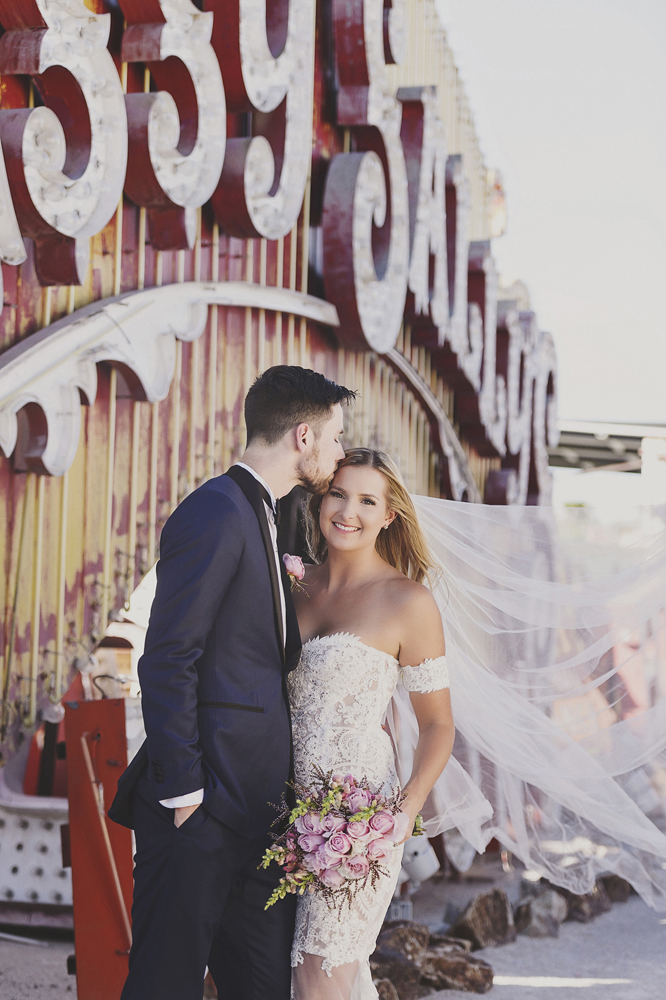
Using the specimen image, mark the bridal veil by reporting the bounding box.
[387,496,666,910]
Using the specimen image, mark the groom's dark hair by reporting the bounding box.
[245,366,356,445]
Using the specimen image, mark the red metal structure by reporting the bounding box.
[64,698,133,998]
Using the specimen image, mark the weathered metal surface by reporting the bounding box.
[0,281,339,477]
[385,347,481,503]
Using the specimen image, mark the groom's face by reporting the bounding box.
[297,404,345,494]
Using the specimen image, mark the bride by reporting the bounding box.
[288,448,454,1000]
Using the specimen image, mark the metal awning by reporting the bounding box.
[548,420,666,473]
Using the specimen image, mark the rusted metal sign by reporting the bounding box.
[0,0,556,484]
[0,0,558,762]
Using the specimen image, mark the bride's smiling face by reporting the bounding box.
[319,464,395,552]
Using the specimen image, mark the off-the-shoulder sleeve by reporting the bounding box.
[401,656,449,693]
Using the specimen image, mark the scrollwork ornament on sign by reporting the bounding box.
[208,0,316,240]
[469,241,507,455]
[0,139,27,305]
[444,155,474,365]
[0,0,128,285]
[120,0,227,251]
[495,302,537,504]
[0,281,339,477]
[531,329,558,504]
[399,85,449,336]
[322,0,410,353]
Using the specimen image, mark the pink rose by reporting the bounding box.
[322,845,343,869]
[331,774,345,785]
[303,844,335,875]
[302,851,326,875]
[320,866,345,888]
[285,831,298,848]
[346,788,372,812]
[283,553,305,580]
[346,820,373,843]
[315,843,331,867]
[367,838,394,864]
[327,832,353,857]
[340,855,370,879]
[321,814,348,837]
[390,811,412,843]
[368,810,396,837]
[294,812,325,836]
[298,832,325,853]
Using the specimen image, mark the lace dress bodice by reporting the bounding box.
[289,633,400,793]
[287,633,449,999]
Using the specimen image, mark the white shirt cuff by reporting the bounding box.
[159,788,204,809]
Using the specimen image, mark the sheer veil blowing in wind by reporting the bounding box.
[308,450,666,908]
[402,496,666,910]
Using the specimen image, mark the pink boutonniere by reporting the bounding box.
[283,553,308,595]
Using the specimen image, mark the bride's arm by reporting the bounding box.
[396,587,454,843]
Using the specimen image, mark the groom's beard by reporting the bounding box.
[296,443,333,495]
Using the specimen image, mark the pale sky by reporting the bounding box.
[436,0,666,425]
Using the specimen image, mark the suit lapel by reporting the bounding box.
[225,465,285,663]
[280,559,302,673]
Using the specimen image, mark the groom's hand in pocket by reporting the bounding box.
[174,804,200,828]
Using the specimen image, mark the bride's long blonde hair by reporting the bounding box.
[306,448,438,584]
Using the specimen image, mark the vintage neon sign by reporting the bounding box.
[0,0,557,499]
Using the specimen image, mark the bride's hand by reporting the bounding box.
[394,802,420,844]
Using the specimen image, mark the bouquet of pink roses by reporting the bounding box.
[260,766,423,911]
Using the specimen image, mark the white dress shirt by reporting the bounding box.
[160,463,286,810]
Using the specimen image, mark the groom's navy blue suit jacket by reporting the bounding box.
[109,467,302,840]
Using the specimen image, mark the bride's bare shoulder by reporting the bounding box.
[385,577,445,660]
[386,574,438,612]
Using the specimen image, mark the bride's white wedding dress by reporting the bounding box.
[287,632,449,1000]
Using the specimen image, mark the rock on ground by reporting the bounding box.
[0,938,74,999]
[413,866,665,1000]
[370,948,424,1000]
[376,923,431,966]
[371,920,495,998]
[428,933,472,953]
[420,946,493,994]
[598,874,634,903]
[449,888,517,949]
[374,980,400,1000]
[552,880,612,923]
[514,888,568,938]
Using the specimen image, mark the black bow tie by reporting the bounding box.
[258,485,281,526]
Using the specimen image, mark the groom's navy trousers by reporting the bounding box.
[121,776,295,1000]
[110,467,302,1000]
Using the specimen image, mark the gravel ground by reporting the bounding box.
[0,861,664,999]
[0,935,73,999]
[412,859,666,1000]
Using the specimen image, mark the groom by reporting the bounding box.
[110,366,354,1000]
